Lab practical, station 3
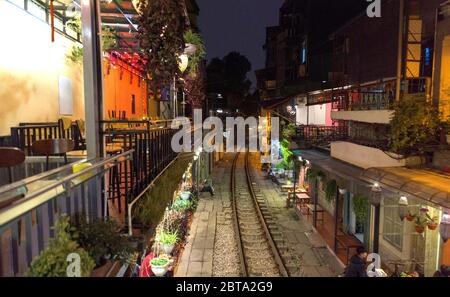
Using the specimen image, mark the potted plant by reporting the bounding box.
[27,216,95,277]
[414,209,430,234]
[157,230,178,254]
[150,256,170,277]
[325,179,337,203]
[179,191,191,200]
[406,212,415,222]
[427,217,439,231]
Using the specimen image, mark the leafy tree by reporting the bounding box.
[206,52,252,111]
[390,95,441,155]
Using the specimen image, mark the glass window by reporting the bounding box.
[383,199,404,250]
[28,1,47,22]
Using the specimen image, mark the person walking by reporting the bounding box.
[344,246,368,277]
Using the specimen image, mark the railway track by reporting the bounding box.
[231,152,290,277]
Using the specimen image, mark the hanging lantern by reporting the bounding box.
[339,188,347,195]
[398,196,409,221]
[440,212,450,243]
[178,54,189,73]
[369,183,382,206]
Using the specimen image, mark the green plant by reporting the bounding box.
[157,230,178,245]
[352,193,369,222]
[183,30,206,74]
[325,179,337,203]
[102,26,117,51]
[76,218,133,267]
[137,0,187,87]
[390,94,441,155]
[150,257,169,266]
[171,198,192,211]
[68,45,83,63]
[282,123,296,141]
[27,216,95,277]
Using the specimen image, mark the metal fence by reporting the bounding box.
[0,151,133,276]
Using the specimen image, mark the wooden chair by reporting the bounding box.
[74,119,86,150]
[31,139,75,170]
[0,147,25,183]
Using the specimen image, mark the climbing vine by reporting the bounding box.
[137,0,188,87]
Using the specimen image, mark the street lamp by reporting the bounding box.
[440,212,450,243]
[370,183,382,253]
[398,196,409,221]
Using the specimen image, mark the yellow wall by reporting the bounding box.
[440,36,450,119]
[0,1,84,136]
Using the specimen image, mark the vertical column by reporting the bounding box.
[81,0,104,158]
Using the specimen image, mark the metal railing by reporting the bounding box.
[0,151,133,276]
[296,125,349,147]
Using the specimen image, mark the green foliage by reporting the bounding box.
[171,199,192,211]
[27,216,95,277]
[151,257,169,266]
[157,230,178,245]
[282,123,296,141]
[352,193,369,223]
[183,30,206,74]
[138,0,187,87]
[325,179,337,203]
[76,218,133,267]
[68,46,83,63]
[390,95,441,155]
[133,154,191,227]
[102,26,117,51]
[306,169,326,183]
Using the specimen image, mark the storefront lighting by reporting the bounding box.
[370,183,382,206]
[398,196,409,221]
[440,212,450,243]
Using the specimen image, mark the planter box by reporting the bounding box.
[90,260,121,277]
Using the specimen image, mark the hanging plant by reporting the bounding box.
[138,0,188,87]
[102,26,118,51]
[325,179,337,203]
[352,193,369,222]
[184,68,206,109]
[183,30,206,74]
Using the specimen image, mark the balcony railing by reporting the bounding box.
[295,125,348,147]
[0,151,132,276]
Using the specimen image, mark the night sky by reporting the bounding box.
[197,0,284,87]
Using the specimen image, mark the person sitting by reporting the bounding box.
[344,246,368,277]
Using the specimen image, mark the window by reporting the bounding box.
[383,199,404,250]
[131,95,136,114]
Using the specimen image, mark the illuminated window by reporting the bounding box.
[383,199,404,250]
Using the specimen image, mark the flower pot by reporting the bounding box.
[415,225,425,234]
[150,259,170,277]
[427,223,438,231]
[406,214,415,222]
[180,192,190,200]
[160,243,175,254]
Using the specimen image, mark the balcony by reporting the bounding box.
[331,78,430,124]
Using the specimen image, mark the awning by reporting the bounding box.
[363,167,450,209]
[298,149,450,209]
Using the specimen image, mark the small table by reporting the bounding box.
[295,193,311,210]
[336,233,363,264]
